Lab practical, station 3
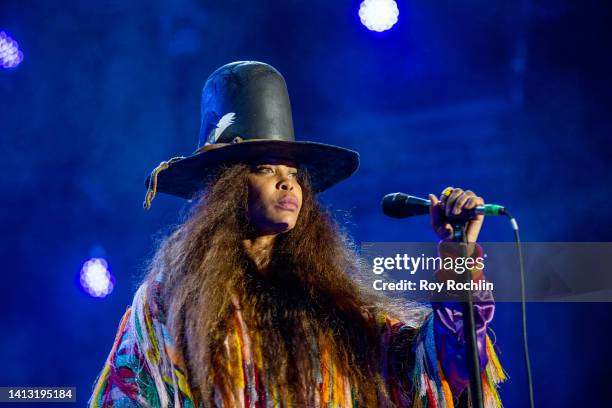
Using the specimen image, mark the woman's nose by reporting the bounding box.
[278,177,294,191]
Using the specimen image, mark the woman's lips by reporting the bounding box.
[276,197,298,211]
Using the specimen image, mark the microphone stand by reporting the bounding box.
[451,222,484,408]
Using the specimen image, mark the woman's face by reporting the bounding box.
[247,159,303,235]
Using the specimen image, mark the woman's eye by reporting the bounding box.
[257,166,274,174]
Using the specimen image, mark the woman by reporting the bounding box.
[88,61,505,408]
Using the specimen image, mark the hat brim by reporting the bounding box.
[145,140,360,199]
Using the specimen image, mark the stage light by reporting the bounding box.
[80,258,115,298]
[358,0,399,32]
[0,31,24,69]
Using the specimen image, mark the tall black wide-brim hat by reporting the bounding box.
[143,60,359,209]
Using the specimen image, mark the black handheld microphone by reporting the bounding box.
[381,192,506,219]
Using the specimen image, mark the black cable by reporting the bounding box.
[504,210,535,408]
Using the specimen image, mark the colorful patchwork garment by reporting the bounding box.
[88,247,506,407]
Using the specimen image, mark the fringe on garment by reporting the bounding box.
[88,277,506,408]
[88,273,196,408]
[410,314,507,408]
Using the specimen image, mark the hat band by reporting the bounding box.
[194,136,245,154]
[144,136,248,210]
[142,156,185,210]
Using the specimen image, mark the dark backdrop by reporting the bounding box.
[1,1,611,406]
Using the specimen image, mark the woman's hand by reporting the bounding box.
[428,187,485,243]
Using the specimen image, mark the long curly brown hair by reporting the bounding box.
[142,163,426,406]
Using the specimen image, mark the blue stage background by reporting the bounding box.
[1,1,611,406]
